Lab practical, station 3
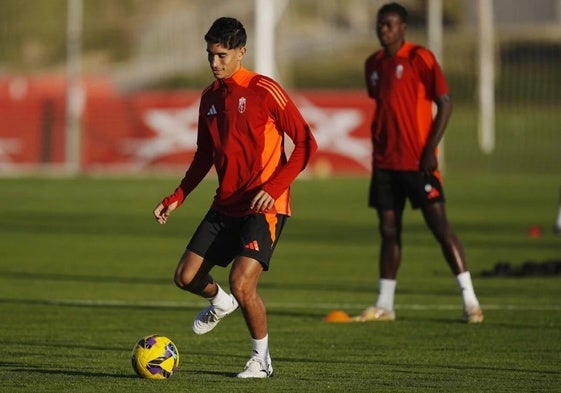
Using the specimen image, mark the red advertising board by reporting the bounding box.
[0,76,374,175]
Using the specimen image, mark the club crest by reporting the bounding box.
[238,97,247,113]
[396,64,404,79]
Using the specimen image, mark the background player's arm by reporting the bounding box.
[420,94,452,174]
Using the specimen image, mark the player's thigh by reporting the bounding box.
[229,256,264,294]
[370,169,406,211]
[421,202,452,240]
[174,248,213,286]
[187,210,239,267]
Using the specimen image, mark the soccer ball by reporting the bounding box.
[131,335,180,379]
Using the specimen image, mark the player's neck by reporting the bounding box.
[384,40,404,56]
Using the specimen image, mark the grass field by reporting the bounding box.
[1,174,560,392]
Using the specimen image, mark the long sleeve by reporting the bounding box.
[166,116,214,208]
[261,94,317,199]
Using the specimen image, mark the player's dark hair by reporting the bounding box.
[378,2,408,23]
[204,17,247,49]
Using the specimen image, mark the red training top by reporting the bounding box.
[364,41,448,171]
[165,66,317,217]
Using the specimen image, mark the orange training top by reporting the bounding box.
[364,41,448,171]
[170,67,317,217]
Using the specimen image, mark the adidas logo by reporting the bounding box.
[425,184,440,199]
[244,240,260,251]
[207,105,217,116]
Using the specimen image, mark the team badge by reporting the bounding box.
[238,97,246,113]
[396,64,404,79]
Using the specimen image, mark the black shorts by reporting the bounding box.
[186,210,287,271]
[369,168,445,210]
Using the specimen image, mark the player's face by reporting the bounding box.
[206,43,246,80]
[376,12,406,53]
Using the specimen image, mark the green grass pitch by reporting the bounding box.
[0,174,560,392]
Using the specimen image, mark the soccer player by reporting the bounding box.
[153,17,317,378]
[355,2,484,323]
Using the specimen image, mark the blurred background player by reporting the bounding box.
[153,17,317,377]
[355,2,483,324]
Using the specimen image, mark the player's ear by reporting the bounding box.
[237,47,246,60]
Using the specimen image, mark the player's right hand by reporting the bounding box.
[153,201,178,224]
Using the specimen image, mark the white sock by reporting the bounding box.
[251,334,270,361]
[456,272,480,310]
[208,283,231,312]
[375,279,396,311]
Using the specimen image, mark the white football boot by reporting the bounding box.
[352,306,396,322]
[463,306,484,324]
[192,294,238,335]
[237,356,274,378]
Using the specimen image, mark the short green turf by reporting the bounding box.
[0,175,560,392]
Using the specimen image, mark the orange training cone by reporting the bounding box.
[324,310,352,323]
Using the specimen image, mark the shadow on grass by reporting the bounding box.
[0,361,136,379]
[2,357,235,380]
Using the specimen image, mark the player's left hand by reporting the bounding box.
[251,190,275,213]
[420,149,437,175]
[153,200,178,224]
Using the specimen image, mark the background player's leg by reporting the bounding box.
[422,203,483,323]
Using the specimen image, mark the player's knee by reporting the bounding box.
[229,280,244,300]
[174,272,198,293]
[379,222,399,240]
[173,274,187,289]
[229,280,255,305]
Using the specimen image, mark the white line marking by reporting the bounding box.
[25,298,561,312]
